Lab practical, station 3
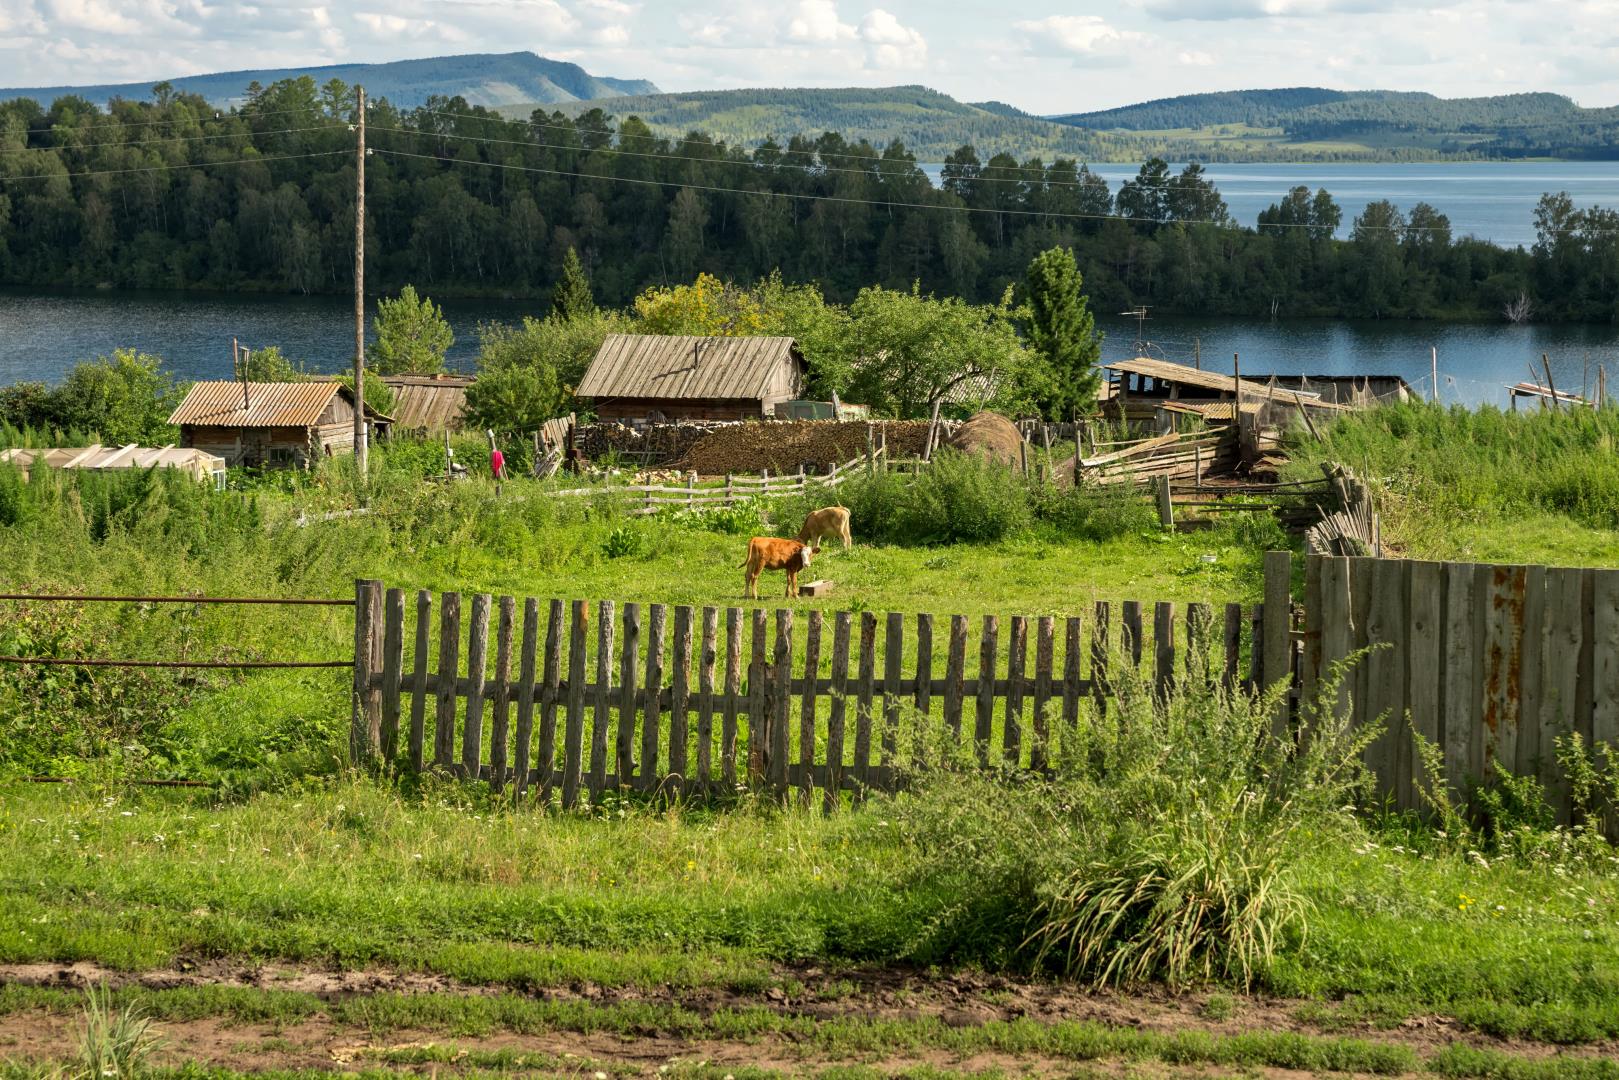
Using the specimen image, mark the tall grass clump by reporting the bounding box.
[890,664,1376,988]
[1290,402,1619,551]
[769,450,1153,547]
[75,984,160,1079]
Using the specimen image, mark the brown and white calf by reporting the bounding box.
[796,505,852,550]
[741,537,819,599]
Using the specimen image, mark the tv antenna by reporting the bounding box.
[1119,306,1150,355]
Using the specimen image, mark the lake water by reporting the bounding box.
[3,286,1616,409]
[921,161,1619,248]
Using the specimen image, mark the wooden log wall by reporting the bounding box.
[350,578,1274,806]
[1308,554,1619,822]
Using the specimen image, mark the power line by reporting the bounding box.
[0,149,349,183]
[371,146,1191,228]
[414,104,1212,185]
[371,123,1122,193]
[11,104,345,130]
[370,146,1581,235]
[0,125,341,155]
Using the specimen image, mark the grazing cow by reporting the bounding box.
[741,537,819,599]
[796,505,852,551]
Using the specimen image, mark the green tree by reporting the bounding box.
[367,286,453,375]
[1024,247,1103,420]
[470,309,629,429]
[551,246,596,321]
[1116,158,1172,225]
[237,344,309,381]
[50,349,185,444]
[844,284,1029,418]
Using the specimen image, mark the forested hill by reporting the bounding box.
[520,86,1135,162]
[2,80,1615,326]
[1053,88,1354,130]
[1053,88,1619,159]
[0,52,659,111]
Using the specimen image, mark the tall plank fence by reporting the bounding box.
[1307,554,1619,822]
[349,579,1285,806]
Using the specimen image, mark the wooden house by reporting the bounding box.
[576,335,805,422]
[167,381,393,467]
[381,373,474,436]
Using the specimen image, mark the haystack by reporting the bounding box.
[948,411,1023,466]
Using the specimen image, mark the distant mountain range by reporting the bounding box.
[1051,87,1619,160]
[520,86,1137,161]
[0,52,658,111]
[4,57,1616,161]
[525,84,1618,162]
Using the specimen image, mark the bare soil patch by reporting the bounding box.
[4,959,1614,1064]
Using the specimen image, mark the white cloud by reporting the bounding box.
[1013,14,1143,66]
[788,0,853,42]
[860,8,925,67]
[1143,0,1417,20]
[1177,48,1215,65]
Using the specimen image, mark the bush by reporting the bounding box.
[1032,481,1159,541]
[889,665,1375,988]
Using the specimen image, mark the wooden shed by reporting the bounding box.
[576,335,806,422]
[168,381,393,467]
[381,373,474,436]
[1101,357,1346,428]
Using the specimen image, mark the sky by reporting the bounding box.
[1,0,1617,113]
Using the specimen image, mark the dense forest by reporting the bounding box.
[1055,88,1619,159]
[1,78,1617,323]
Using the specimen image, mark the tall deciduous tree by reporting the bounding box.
[367,285,453,375]
[844,284,1029,418]
[1024,247,1103,420]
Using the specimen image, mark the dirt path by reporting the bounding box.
[1,960,1611,1077]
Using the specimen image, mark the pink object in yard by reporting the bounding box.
[490,448,505,480]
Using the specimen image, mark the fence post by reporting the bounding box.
[725,473,734,505]
[1263,550,1294,739]
[381,587,405,764]
[350,578,383,765]
[1156,477,1174,528]
[687,472,695,508]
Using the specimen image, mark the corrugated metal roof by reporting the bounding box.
[577,335,803,402]
[1104,357,1346,410]
[169,381,392,427]
[382,374,473,432]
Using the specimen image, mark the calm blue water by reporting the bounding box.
[2,286,1614,409]
[8,156,1619,409]
[920,161,1619,248]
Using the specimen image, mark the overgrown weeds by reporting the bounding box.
[889,663,1377,988]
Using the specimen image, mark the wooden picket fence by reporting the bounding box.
[540,448,884,515]
[1305,554,1619,822]
[349,578,1287,806]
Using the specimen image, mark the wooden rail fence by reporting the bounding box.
[349,579,1285,806]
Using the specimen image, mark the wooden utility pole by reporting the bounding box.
[353,84,368,483]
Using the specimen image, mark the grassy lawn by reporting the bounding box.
[6,421,1619,1077]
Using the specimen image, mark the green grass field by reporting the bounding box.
[5,420,1619,1076]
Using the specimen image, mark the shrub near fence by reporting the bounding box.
[349,579,1285,808]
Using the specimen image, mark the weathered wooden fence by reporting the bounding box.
[1305,554,1619,821]
[349,579,1284,806]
